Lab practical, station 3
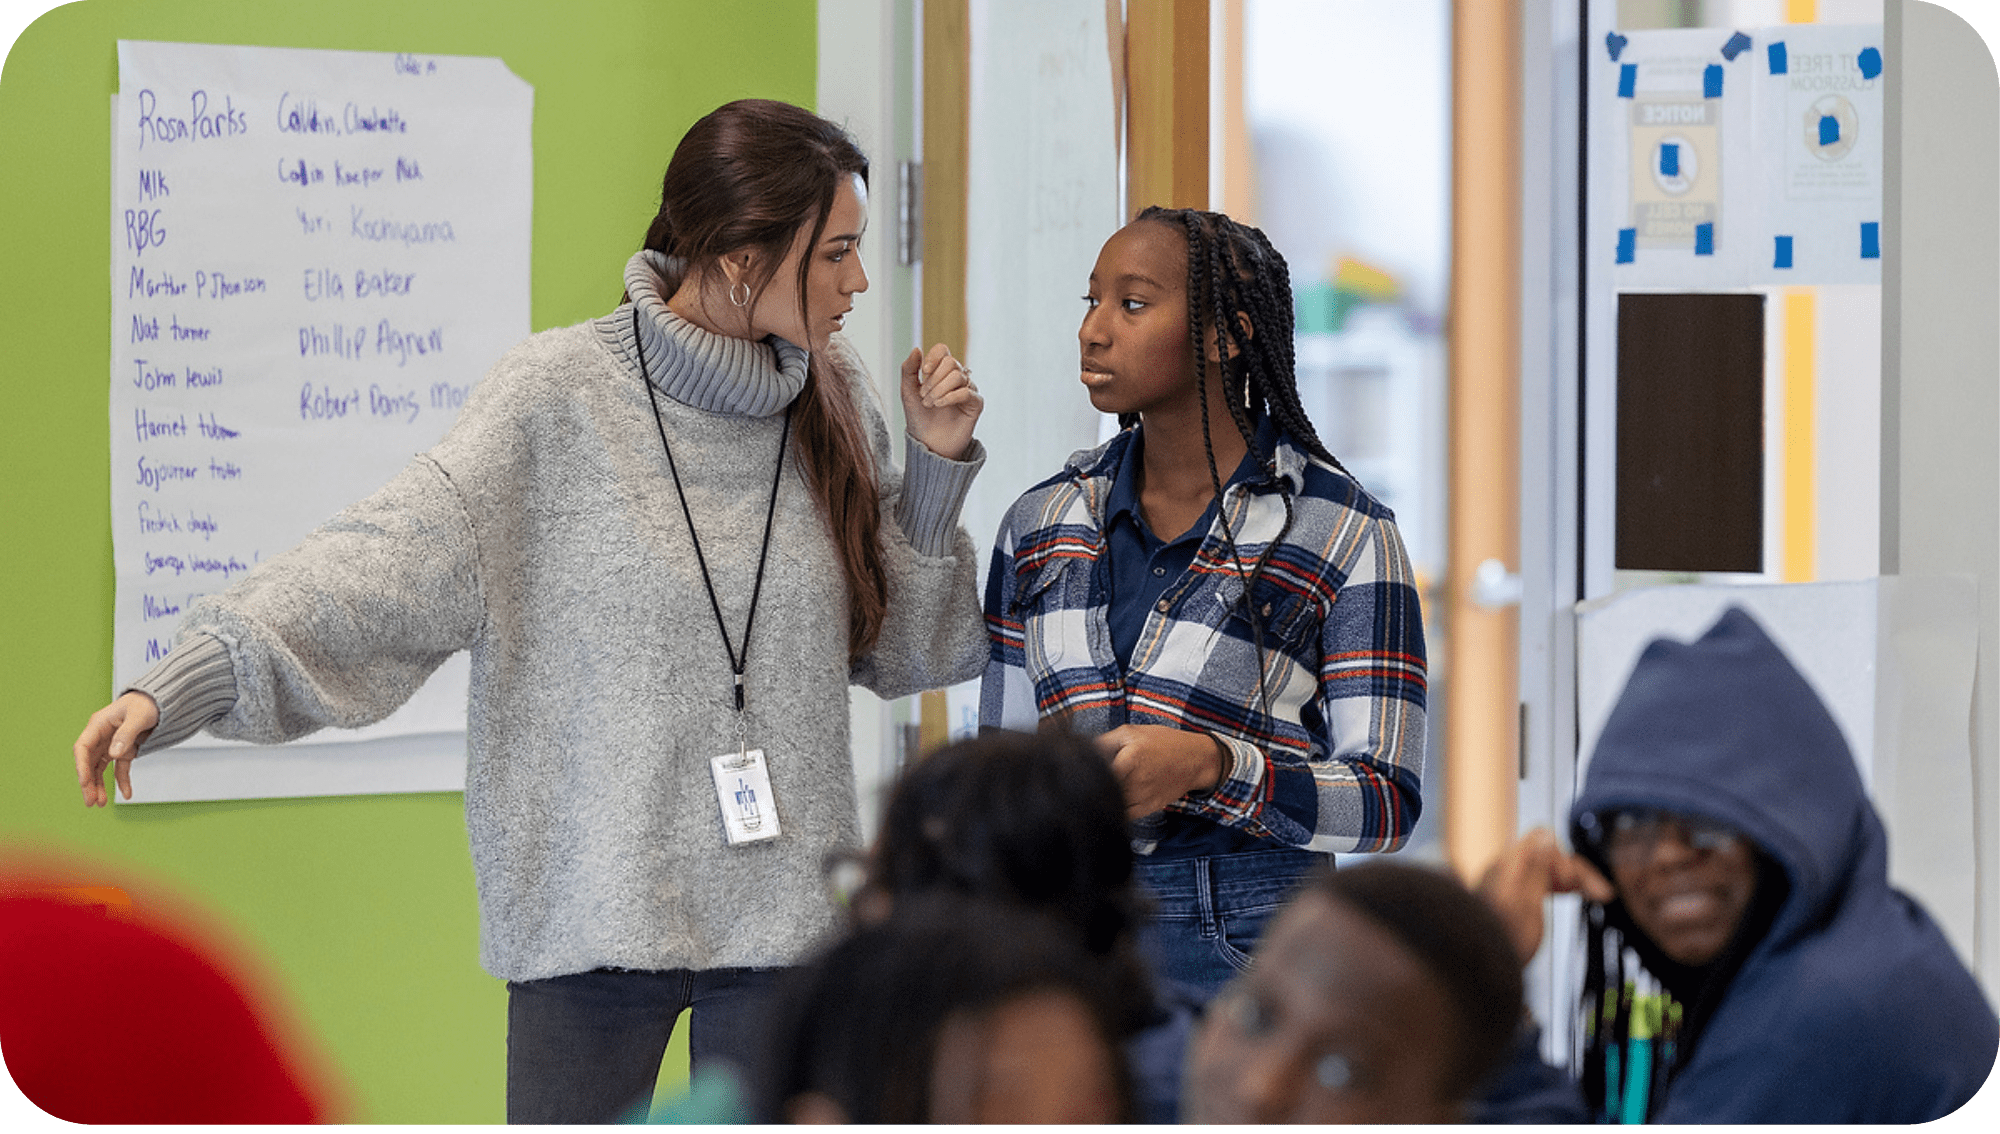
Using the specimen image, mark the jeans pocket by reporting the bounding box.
[1214,901,1282,972]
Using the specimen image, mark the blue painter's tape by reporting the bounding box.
[1861,221,1880,259]
[1619,63,1636,98]
[1616,228,1636,263]
[1768,41,1788,74]
[1774,235,1793,269]
[1859,47,1882,80]
[1721,31,1752,60]
[1660,143,1680,177]
[1695,223,1714,255]
[1704,64,1723,98]
[1819,115,1841,145]
[1606,30,1628,61]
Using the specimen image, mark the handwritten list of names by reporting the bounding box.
[110,41,532,796]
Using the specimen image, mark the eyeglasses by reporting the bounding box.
[1589,809,1741,866]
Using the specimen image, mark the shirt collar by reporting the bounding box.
[1103,417,1279,528]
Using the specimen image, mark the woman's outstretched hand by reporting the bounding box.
[74,691,159,807]
[900,343,981,461]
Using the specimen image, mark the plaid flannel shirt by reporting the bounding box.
[980,427,1426,854]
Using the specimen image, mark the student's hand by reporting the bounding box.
[74,692,159,807]
[1476,826,1616,966]
[1095,724,1228,817]
[901,343,981,461]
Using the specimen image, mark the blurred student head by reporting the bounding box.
[758,895,1138,1123]
[1182,860,1522,1124]
[859,729,1139,952]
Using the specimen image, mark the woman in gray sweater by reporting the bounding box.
[72,99,988,1123]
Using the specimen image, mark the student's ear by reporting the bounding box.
[785,1092,850,1124]
[1206,311,1254,362]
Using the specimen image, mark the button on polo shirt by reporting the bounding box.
[1103,430,1261,670]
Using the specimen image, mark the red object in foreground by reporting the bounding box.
[0,893,327,1124]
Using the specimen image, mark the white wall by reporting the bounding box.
[1884,0,2000,988]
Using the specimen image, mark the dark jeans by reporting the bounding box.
[1132,846,1321,1003]
[504,965,781,1124]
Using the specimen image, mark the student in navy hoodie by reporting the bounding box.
[1478,606,1996,1124]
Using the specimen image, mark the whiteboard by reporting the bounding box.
[108,41,532,799]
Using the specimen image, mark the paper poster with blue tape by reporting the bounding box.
[1604,24,1881,287]
[1605,27,1756,287]
[1630,96,1721,253]
[1756,22,1882,284]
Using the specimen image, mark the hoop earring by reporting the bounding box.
[728,281,752,308]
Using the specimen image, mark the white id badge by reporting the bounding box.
[710,748,781,845]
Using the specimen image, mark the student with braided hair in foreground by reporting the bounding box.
[979,207,1427,999]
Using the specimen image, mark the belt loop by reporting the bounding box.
[1195,856,1219,940]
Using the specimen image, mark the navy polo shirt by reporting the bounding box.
[1102,426,1267,670]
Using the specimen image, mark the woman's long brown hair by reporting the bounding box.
[637,99,887,661]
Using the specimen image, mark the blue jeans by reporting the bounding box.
[504,966,780,1124]
[1132,846,1322,1002]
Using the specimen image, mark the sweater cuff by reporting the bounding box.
[125,633,238,753]
[895,433,985,557]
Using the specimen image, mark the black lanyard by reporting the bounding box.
[633,306,792,713]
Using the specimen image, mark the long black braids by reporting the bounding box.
[1125,206,1355,718]
[1123,208,1346,472]
[1575,846,1788,1122]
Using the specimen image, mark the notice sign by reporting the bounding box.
[109,41,532,765]
[1629,96,1720,250]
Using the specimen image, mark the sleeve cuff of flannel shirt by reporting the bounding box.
[1201,732,1270,819]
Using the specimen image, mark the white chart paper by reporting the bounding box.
[109,41,531,793]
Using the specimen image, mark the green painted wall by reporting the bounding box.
[0,0,815,1122]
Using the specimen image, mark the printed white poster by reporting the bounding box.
[1604,24,1882,288]
[1604,27,1762,289]
[1754,24,1884,285]
[109,41,532,798]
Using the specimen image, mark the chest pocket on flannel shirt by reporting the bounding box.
[1011,549,1097,679]
[1216,574,1322,657]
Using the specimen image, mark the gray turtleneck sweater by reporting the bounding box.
[126,251,987,980]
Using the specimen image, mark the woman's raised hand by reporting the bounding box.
[74,691,159,807]
[900,343,982,461]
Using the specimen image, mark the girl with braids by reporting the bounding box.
[72,99,990,1122]
[979,207,1428,999]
